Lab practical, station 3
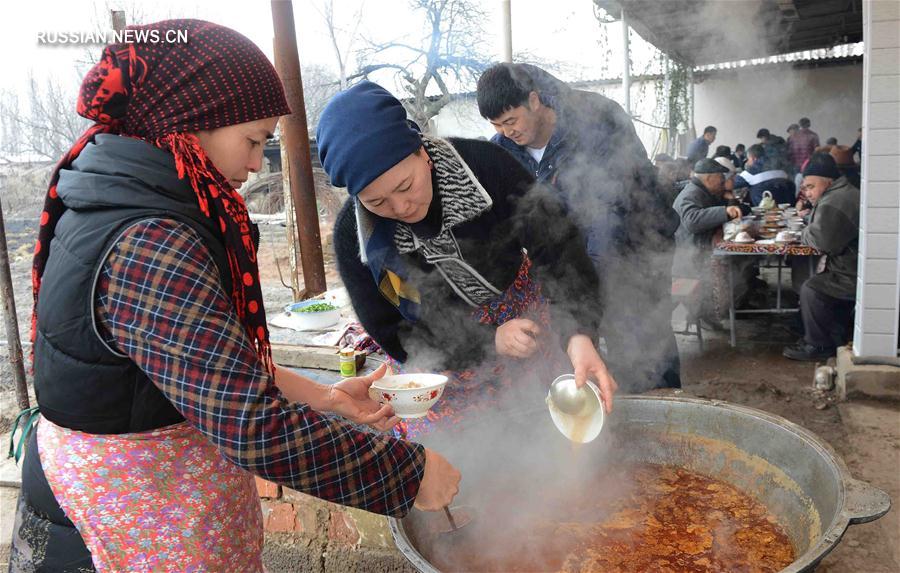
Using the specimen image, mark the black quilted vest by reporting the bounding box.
[34,134,233,434]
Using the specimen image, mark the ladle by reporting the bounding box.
[548,374,600,417]
[434,505,474,534]
[397,424,472,534]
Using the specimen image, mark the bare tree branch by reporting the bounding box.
[0,72,90,163]
[353,0,491,132]
[317,0,366,90]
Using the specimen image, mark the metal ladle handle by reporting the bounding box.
[443,506,459,530]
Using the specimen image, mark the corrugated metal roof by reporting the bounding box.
[597,0,863,66]
[694,41,863,71]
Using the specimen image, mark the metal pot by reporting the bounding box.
[390,395,890,572]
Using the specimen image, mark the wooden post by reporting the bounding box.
[280,140,301,300]
[0,195,29,411]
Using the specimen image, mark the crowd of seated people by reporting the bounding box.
[655,118,862,360]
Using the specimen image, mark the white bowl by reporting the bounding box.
[776,231,798,243]
[283,300,341,331]
[734,231,755,243]
[369,373,449,418]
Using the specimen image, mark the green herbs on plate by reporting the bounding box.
[297,302,337,313]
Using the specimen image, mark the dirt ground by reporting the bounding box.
[1,197,898,571]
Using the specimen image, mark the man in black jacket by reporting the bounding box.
[476,63,681,393]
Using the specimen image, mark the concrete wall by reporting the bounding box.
[693,62,864,150]
[854,0,900,358]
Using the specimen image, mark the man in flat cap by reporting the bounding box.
[671,159,743,325]
[783,154,860,361]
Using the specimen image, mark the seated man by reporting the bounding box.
[783,154,860,361]
[672,159,742,324]
[734,144,796,206]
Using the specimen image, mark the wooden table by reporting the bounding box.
[713,241,821,347]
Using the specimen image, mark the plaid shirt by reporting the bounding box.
[95,218,425,517]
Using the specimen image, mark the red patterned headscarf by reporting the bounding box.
[32,19,291,373]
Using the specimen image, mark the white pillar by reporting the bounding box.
[501,0,513,63]
[854,0,900,357]
[664,55,673,155]
[689,69,695,135]
[621,8,631,115]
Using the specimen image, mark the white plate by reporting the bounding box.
[756,239,775,245]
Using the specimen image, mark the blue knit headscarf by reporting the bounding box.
[317,81,422,197]
[317,81,423,320]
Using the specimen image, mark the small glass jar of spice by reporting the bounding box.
[339,347,357,377]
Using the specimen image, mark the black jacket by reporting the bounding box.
[35,134,232,435]
[334,137,600,371]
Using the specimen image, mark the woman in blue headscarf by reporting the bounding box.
[318,81,617,438]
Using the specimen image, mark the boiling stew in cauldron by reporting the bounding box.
[414,461,794,573]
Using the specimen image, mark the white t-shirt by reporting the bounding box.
[526,145,547,164]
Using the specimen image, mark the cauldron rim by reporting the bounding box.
[389,394,891,573]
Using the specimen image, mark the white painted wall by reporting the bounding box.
[693,63,864,151]
[854,0,900,357]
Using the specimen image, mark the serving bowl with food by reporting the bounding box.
[369,373,449,418]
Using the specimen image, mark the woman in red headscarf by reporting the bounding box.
[10,20,458,571]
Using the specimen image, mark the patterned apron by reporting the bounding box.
[36,416,264,572]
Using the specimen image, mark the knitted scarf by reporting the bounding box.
[32,19,291,373]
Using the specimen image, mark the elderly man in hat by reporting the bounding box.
[783,154,860,361]
[672,159,743,324]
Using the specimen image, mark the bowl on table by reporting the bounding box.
[733,231,755,244]
[775,230,799,243]
[284,300,342,330]
[369,373,449,418]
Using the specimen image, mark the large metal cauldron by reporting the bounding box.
[390,395,890,573]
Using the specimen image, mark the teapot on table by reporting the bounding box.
[759,190,777,210]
